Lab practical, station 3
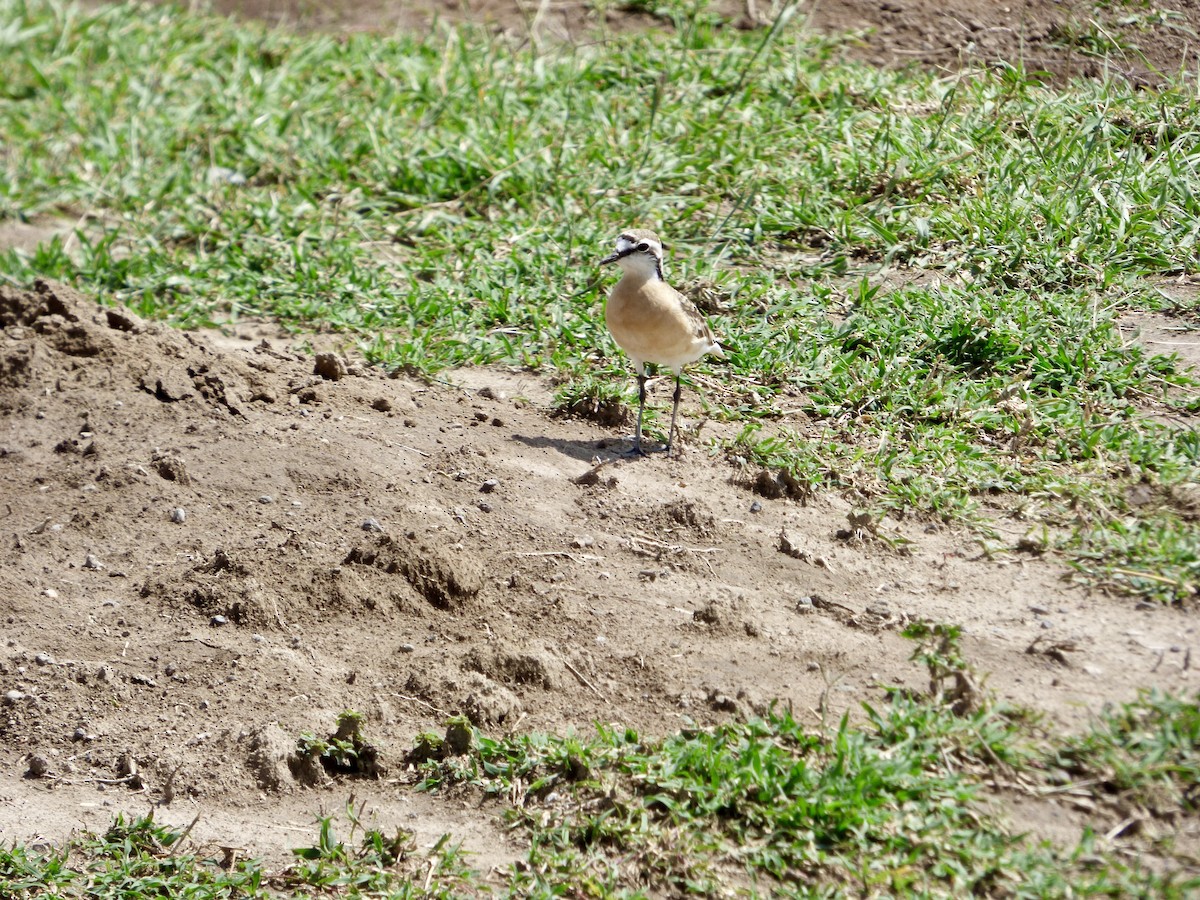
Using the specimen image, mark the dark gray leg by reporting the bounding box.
[632,373,647,454]
[666,375,683,455]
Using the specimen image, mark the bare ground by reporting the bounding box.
[0,280,1196,873]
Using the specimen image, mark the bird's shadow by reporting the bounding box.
[510,433,640,463]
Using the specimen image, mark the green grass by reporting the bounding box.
[1043,689,1200,824]
[5,691,1198,897]
[1,2,1199,590]
[0,806,477,898]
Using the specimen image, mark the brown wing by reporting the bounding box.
[673,286,718,344]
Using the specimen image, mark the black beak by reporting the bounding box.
[600,248,631,265]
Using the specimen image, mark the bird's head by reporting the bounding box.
[601,229,664,280]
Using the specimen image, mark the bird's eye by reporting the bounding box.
[636,242,650,252]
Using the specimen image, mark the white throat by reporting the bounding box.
[616,250,662,281]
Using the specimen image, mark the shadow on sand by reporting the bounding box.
[510,432,646,463]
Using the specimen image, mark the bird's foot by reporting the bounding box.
[622,440,667,458]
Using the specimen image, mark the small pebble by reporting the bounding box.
[34,652,53,666]
[257,495,274,504]
[42,588,58,599]
[477,501,493,512]
[749,500,763,513]
[210,615,229,627]
[25,755,50,778]
[170,507,186,524]
[83,554,104,570]
[4,690,25,705]
[480,479,499,494]
[572,535,594,549]
[397,643,415,653]
[371,397,392,412]
[362,518,384,533]
[72,727,88,742]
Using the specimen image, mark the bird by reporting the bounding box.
[600,229,723,456]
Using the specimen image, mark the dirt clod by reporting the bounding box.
[751,468,806,500]
[247,724,297,792]
[345,536,483,610]
[24,755,50,779]
[152,451,191,484]
[313,352,348,381]
[443,721,472,756]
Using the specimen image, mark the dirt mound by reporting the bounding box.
[0,281,1193,860]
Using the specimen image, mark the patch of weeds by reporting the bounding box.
[731,280,1200,603]
[0,812,266,898]
[1041,690,1200,829]
[881,620,1036,773]
[406,702,1197,896]
[902,620,984,715]
[552,373,630,428]
[603,0,729,30]
[279,800,473,896]
[6,700,1200,897]
[1065,509,1200,605]
[1048,19,1130,56]
[296,709,383,779]
[407,717,476,789]
[0,805,476,899]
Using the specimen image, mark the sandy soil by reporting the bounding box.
[1,279,1195,870]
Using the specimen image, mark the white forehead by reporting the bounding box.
[616,233,661,254]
